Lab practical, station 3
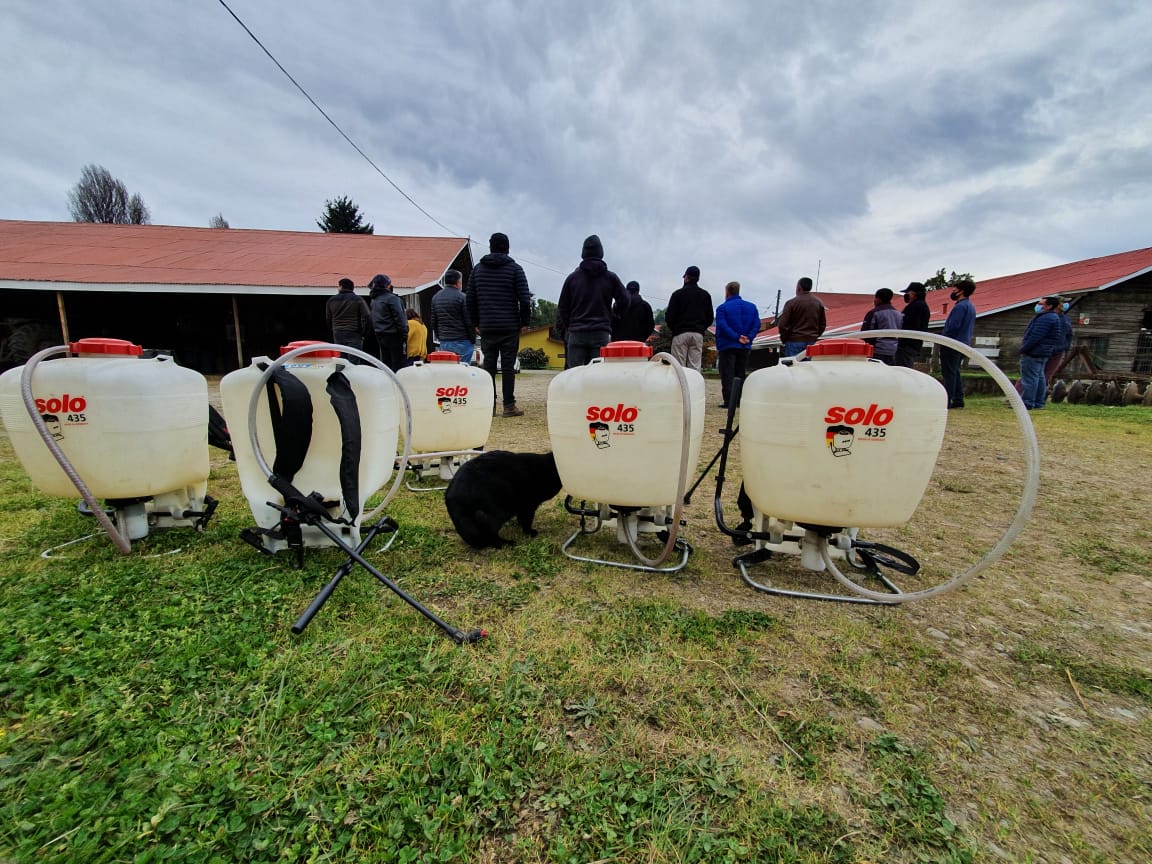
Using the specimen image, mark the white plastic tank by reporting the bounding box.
[220,341,400,546]
[0,337,209,500]
[740,339,947,528]
[394,351,494,452]
[547,341,705,507]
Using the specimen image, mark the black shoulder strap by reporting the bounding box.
[260,364,313,481]
[325,369,362,520]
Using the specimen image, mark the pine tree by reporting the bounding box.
[317,196,374,234]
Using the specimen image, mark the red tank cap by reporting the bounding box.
[805,339,873,358]
[69,337,143,356]
[280,340,340,359]
[600,340,653,359]
[426,351,460,362]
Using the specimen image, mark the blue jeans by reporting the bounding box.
[565,329,612,368]
[940,346,965,407]
[438,339,474,364]
[783,341,812,358]
[1019,354,1048,408]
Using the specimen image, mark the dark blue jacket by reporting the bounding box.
[466,253,531,334]
[1020,311,1063,358]
[942,297,975,345]
[714,296,761,351]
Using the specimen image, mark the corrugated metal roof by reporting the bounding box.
[0,220,471,296]
[754,246,1152,346]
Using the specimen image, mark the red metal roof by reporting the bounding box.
[0,220,470,295]
[754,246,1152,346]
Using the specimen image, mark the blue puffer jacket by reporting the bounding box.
[1020,311,1063,358]
[714,295,761,351]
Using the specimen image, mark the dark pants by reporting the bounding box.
[376,332,406,372]
[565,329,611,369]
[940,346,965,407]
[481,330,520,409]
[331,331,365,364]
[717,349,750,405]
[894,342,921,368]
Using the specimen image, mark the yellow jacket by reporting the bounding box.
[407,319,428,360]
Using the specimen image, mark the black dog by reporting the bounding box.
[444,451,562,549]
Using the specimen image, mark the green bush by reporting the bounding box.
[518,347,549,369]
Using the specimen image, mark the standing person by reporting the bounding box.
[405,309,428,365]
[895,282,931,368]
[776,277,826,357]
[430,269,474,363]
[860,288,902,364]
[940,278,977,409]
[325,277,371,360]
[612,281,655,343]
[556,234,630,368]
[714,280,761,408]
[665,265,714,371]
[466,232,531,417]
[1019,296,1064,410]
[368,274,407,372]
[1043,298,1074,388]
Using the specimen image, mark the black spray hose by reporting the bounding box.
[712,378,748,542]
[19,345,131,554]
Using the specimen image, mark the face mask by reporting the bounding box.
[1034,304,1044,314]
[1062,302,1070,312]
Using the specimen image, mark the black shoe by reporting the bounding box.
[719,402,729,409]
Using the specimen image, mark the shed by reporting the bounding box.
[751,247,1152,377]
[0,220,473,372]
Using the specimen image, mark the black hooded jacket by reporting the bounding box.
[556,258,630,337]
[465,253,531,333]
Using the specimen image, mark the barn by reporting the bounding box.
[752,246,1152,379]
[0,220,474,373]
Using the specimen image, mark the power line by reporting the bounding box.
[216,0,457,235]
[216,0,566,277]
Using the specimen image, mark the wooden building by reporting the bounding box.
[0,220,473,373]
[752,246,1152,378]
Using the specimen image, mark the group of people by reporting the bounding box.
[330,233,1069,418]
[1017,295,1074,410]
[323,274,430,371]
[325,233,533,417]
[776,276,976,410]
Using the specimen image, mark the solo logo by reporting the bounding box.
[35,394,88,414]
[435,385,468,397]
[823,404,894,426]
[586,403,639,423]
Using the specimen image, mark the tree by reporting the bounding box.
[67,164,151,224]
[529,298,558,328]
[923,267,974,291]
[208,213,230,229]
[317,196,374,234]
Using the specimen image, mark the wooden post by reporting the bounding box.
[56,291,71,345]
[231,294,244,369]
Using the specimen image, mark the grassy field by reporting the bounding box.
[1,371,1150,863]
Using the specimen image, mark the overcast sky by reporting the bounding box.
[3,1,1150,310]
